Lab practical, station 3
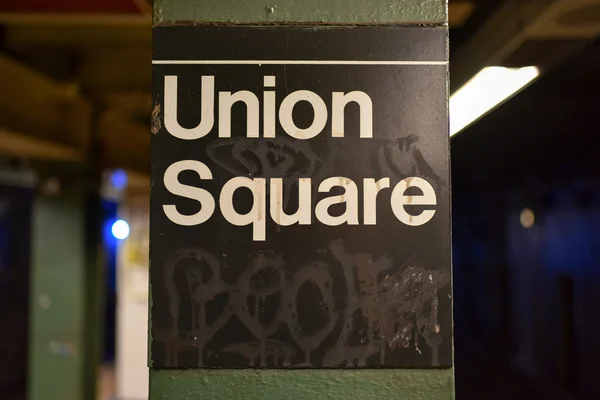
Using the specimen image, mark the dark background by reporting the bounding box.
[0,185,31,400]
[452,37,600,399]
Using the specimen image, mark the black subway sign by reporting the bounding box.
[151,26,451,368]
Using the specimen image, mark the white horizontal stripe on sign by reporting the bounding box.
[152,60,448,65]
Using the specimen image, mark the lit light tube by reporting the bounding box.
[450,66,540,136]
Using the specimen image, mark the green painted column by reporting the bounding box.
[29,189,86,400]
[29,168,104,400]
[151,1,453,399]
[153,0,447,25]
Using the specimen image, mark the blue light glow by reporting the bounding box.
[110,169,128,191]
[111,219,130,240]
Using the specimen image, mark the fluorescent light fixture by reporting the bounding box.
[450,66,540,136]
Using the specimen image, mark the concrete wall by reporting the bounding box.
[116,197,150,400]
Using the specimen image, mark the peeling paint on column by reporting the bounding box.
[151,103,162,134]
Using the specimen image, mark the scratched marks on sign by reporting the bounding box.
[207,137,324,210]
[206,134,445,207]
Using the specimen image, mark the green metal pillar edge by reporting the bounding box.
[151,369,454,400]
[153,0,447,25]
[151,1,452,398]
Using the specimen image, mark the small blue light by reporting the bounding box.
[111,219,130,240]
[110,169,128,191]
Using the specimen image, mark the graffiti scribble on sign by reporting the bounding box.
[154,240,449,367]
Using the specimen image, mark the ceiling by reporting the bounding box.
[0,0,598,193]
[452,37,600,191]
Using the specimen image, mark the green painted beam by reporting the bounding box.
[154,0,447,25]
[151,369,454,400]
